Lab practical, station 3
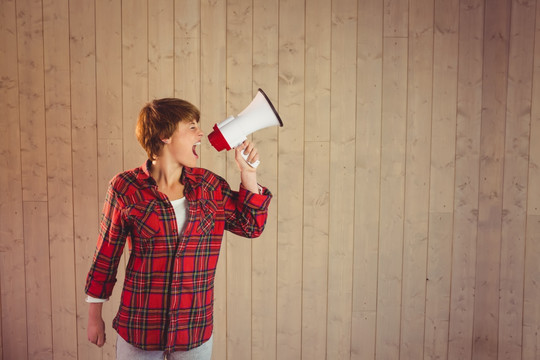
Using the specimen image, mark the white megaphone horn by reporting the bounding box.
[208,88,283,168]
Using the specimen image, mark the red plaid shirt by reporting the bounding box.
[85,161,272,353]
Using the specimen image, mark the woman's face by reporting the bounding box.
[164,119,204,167]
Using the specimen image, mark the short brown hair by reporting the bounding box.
[136,98,200,160]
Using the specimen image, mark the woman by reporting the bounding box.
[85,98,272,359]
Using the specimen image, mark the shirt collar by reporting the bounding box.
[180,165,198,184]
[136,159,154,185]
[139,159,198,185]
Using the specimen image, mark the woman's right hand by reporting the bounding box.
[87,303,106,347]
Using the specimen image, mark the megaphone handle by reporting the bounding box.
[241,150,260,168]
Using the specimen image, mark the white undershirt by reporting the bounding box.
[170,197,188,233]
[86,197,188,303]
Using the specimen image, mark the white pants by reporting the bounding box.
[116,335,213,360]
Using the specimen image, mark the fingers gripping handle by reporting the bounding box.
[241,150,260,168]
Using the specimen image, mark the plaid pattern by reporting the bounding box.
[85,161,272,353]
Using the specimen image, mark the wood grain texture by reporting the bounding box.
[302,142,329,360]
[327,0,357,358]
[175,0,201,104]
[376,37,408,360]
[424,0,459,359]
[1,1,539,359]
[277,0,305,358]
[352,0,383,358]
[43,0,78,357]
[498,0,536,359]
[447,1,484,358]
[0,0,27,358]
[473,0,511,358]
[384,0,408,37]
[149,0,174,99]
[523,216,540,359]
[305,0,331,143]
[529,0,540,218]
[17,0,48,202]
[400,0,433,357]
[302,0,330,358]
[122,0,148,171]
[24,202,53,359]
[96,0,122,141]
[522,0,540,358]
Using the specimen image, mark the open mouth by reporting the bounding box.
[192,142,201,157]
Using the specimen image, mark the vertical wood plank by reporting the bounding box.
[424,0,459,359]
[122,0,148,171]
[200,1,227,358]
[498,0,536,359]
[69,0,100,358]
[302,143,329,360]
[302,0,330,358]
[0,282,2,360]
[96,0,123,198]
[430,0,459,216]
[425,213,454,360]
[524,216,540,359]
[305,0,331,143]
[376,37,407,360]
[149,0,174,99]
[42,0,78,357]
[384,0,408,38]
[15,0,51,358]
[17,0,48,202]
[352,0,383,357]
[400,0,433,357]
[473,0,511,358]
[225,0,253,358]
[447,0,483,358]
[527,0,540,219]
[96,0,122,142]
[251,0,278,359]
[24,202,53,359]
[522,1,540,358]
[327,0,357,359]
[200,0,227,177]
[0,0,27,358]
[174,0,201,104]
[277,0,304,358]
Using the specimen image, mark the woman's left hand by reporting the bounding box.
[235,140,259,173]
[235,140,260,194]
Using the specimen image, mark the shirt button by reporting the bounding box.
[173,229,177,234]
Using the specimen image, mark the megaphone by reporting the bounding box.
[208,88,283,167]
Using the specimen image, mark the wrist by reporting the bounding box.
[240,171,259,194]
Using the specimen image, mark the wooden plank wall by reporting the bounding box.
[0,0,539,359]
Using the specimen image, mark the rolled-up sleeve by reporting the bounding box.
[85,183,128,299]
[223,182,272,238]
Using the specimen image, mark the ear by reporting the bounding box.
[161,138,171,144]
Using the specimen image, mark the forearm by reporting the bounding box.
[88,302,104,320]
